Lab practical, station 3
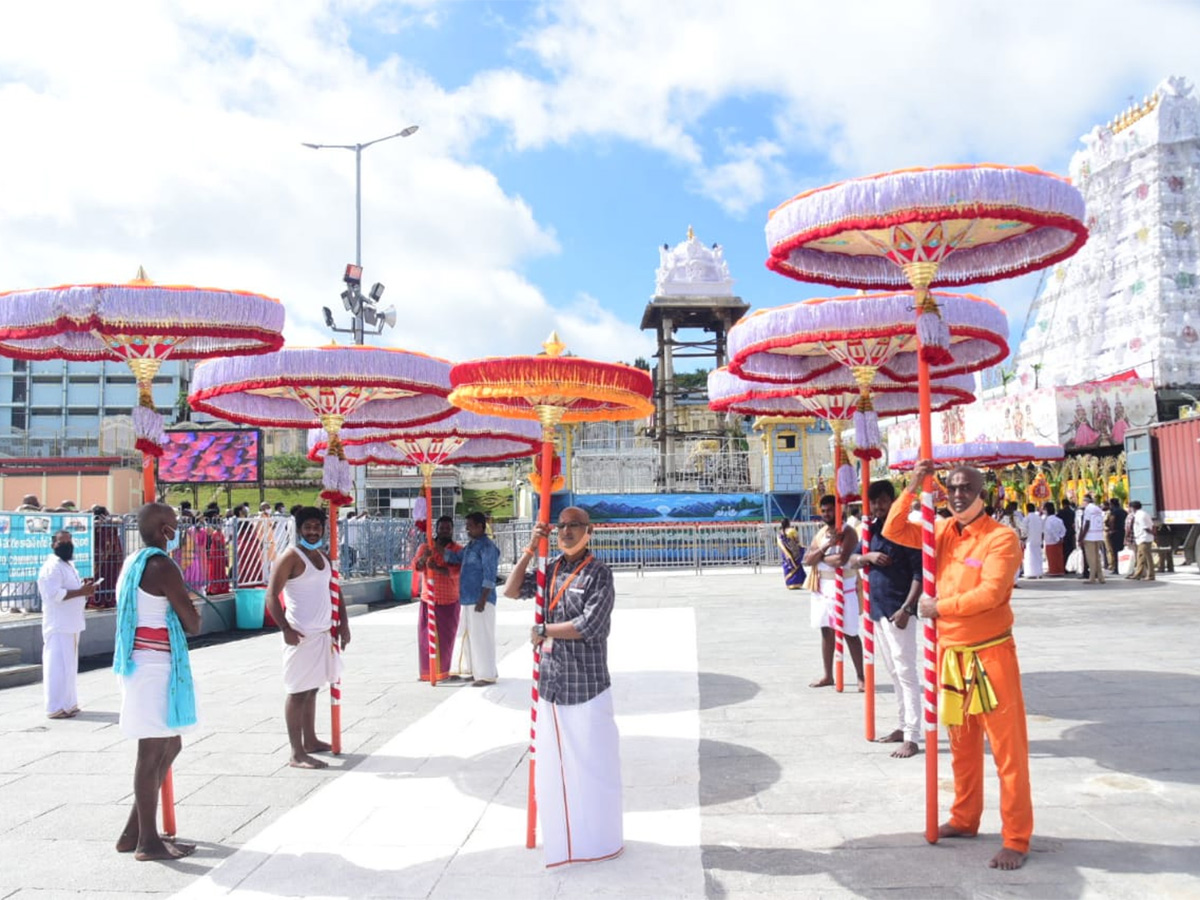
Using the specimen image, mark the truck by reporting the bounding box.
[1124,416,1200,567]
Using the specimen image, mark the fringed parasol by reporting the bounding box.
[763,164,1086,843]
[0,268,285,839]
[308,411,541,688]
[448,333,653,851]
[189,345,454,755]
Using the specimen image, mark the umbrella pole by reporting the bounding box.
[141,448,177,837]
[861,458,875,741]
[831,422,846,694]
[422,467,440,686]
[528,409,562,850]
[329,503,343,754]
[917,348,939,845]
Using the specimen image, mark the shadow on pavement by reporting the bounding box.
[1024,669,1200,784]
[479,671,760,715]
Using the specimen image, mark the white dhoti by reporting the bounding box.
[810,575,860,636]
[43,632,79,716]
[282,631,342,694]
[453,603,497,682]
[536,688,623,868]
[119,650,200,739]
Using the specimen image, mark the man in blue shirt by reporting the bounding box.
[849,480,923,759]
[445,511,501,686]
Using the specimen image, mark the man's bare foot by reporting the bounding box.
[891,741,919,759]
[303,740,332,753]
[856,681,866,693]
[875,729,903,743]
[289,754,328,769]
[809,676,835,688]
[117,833,190,853]
[938,822,978,839]
[989,847,1027,870]
[134,839,195,861]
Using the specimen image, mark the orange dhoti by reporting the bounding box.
[943,638,1033,854]
[1044,542,1065,576]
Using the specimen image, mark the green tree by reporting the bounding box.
[265,453,314,481]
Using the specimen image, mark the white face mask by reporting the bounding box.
[557,529,591,555]
[952,497,986,526]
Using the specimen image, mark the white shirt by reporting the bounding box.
[1043,514,1066,545]
[1132,509,1155,544]
[1081,502,1105,541]
[37,555,85,637]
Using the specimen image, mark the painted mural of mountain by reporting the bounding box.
[579,500,660,521]
[668,496,761,518]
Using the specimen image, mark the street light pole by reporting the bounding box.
[302,125,419,346]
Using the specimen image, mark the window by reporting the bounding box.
[776,432,798,451]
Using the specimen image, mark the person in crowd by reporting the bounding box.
[113,503,201,861]
[1105,499,1127,575]
[848,481,922,759]
[1022,502,1043,579]
[883,461,1030,871]
[1126,500,1157,581]
[504,508,623,867]
[91,505,124,609]
[801,495,864,690]
[1078,494,1107,584]
[1042,502,1066,576]
[265,507,349,769]
[446,511,501,686]
[38,530,97,719]
[776,517,805,590]
[413,516,462,682]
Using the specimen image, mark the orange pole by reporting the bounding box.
[424,473,440,686]
[527,435,555,849]
[329,505,342,753]
[917,354,939,844]
[861,460,875,741]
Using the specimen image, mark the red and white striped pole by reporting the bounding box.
[831,421,847,693]
[328,504,343,754]
[915,295,940,845]
[861,510,876,742]
[527,414,559,849]
[422,469,440,686]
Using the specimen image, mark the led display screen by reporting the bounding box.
[158,429,262,484]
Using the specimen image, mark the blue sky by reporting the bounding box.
[1,0,1197,372]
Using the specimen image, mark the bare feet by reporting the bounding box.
[289,753,328,769]
[134,838,196,861]
[891,741,919,759]
[938,822,978,839]
[875,729,903,743]
[856,681,866,693]
[809,676,835,688]
[989,847,1028,870]
[118,832,194,854]
[303,740,332,753]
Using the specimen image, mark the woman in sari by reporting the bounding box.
[205,512,231,594]
[777,518,805,590]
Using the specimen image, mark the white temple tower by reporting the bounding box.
[1013,76,1200,411]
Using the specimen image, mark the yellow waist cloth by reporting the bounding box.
[939,632,1012,726]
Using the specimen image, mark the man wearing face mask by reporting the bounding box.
[503,507,623,868]
[882,461,1029,871]
[38,530,97,719]
[265,507,349,769]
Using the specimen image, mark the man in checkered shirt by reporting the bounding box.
[504,507,623,867]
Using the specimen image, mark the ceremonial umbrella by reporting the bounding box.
[307,410,541,686]
[728,289,1009,737]
[448,333,654,850]
[709,366,975,704]
[190,345,454,752]
[0,268,285,838]
[764,164,1087,841]
[0,268,285,502]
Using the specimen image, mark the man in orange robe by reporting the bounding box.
[882,460,1031,870]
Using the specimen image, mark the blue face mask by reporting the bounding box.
[298,537,324,550]
[164,527,181,554]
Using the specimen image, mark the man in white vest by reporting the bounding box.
[38,530,97,718]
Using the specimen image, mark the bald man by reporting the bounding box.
[504,507,623,868]
[113,503,202,861]
[882,462,1030,871]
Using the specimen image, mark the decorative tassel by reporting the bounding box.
[916,308,953,365]
[132,405,166,457]
[853,408,883,460]
[320,439,354,507]
[837,462,860,503]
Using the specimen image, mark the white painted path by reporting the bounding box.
[172,607,703,900]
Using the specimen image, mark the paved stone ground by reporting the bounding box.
[1,567,1198,899]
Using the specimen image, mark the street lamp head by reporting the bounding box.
[400,125,419,138]
[322,307,335,328]
[369,282,385,302]
[343,263,363,286]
